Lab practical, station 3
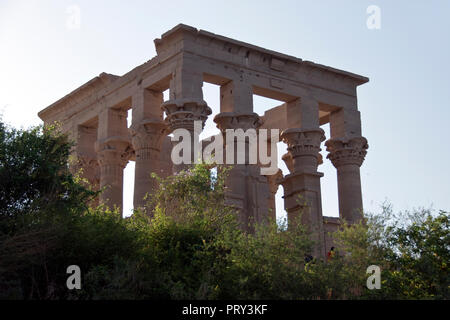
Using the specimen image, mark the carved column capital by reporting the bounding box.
[281,128,325,158]
[162,99,212,132]
[214,112,262,131]
[96,137,133,169]
[281,128,325,173]
[76,153,99,171]
[72,153,100,186]
[76,154,98,167]
[130,119,167,160]
[325,136,368,168]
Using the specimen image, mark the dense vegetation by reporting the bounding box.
[0,120,448,299]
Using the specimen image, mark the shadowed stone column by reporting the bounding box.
[162,68,211,173]
[96,108,132,214]
[280,97,326,257]
[325,108,368,224]
[214,112,269,230]
[130,88,167,210]
[130,120,166,210]
[259,136,282,223]
[267,169,283,222]
[73,125,100,192]
[215,79,270,230]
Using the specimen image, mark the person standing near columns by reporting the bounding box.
[130,88,167,211]
[96,107,133,214]
[280,96,326,258]
[325,108,368,224]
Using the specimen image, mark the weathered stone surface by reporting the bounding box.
[130,119,167,210]
[326,136,369,223]
[326,136,368,168]
[267,169,283,221]
[37,24,369,258]
[96,137,133,211]
[281,128,325,173]
[162,99,211,132]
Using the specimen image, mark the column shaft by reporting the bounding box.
[280,96,326,258]
[162,68,211,174]
[96,108,132,214]
[130,120,166,210]
[99,158,126,210]
[267,169,282,222]
[130,88,167,211]
[73,125,100,191]
[337,164,363,221]
[215,79,270,231]
[215,112,266,229]
[325,135,368,223]
[326,108,368,223]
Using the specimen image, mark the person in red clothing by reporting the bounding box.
[327,247,335,261]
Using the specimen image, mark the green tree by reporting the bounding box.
[0,121,136,299]
[0,118,448,300]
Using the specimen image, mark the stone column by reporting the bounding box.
[162,67,211,173]
[267,169,283,221]
[325,108,368,223]
[280,97,326,257]
[214,112,269,230]
[130,88,167,210]
[96,108,132,214]
[214,79,270,231]
[73,125,100,192]
[261,136,282,222]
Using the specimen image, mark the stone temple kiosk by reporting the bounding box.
[38,24,369,257]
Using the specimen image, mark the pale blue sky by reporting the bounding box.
[1,0,449,218]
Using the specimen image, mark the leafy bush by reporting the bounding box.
[0,120,448,299]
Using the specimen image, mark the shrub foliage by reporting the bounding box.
[0,120,448,299]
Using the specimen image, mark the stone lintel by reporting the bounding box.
[155,24,369,86]
[40,25,368,133]
[38,72,118,123]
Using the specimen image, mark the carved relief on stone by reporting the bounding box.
[129,119,167,160]
[281,128,325,173]
[214,112,263,165]
[75,154,100,187]
[96,138,133,170]
[317,153,323,165]
[282,152,293,173]
[325,136,368,168]
[281,128,325,159]
[162,99,211,132]
[214,112,262,132]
